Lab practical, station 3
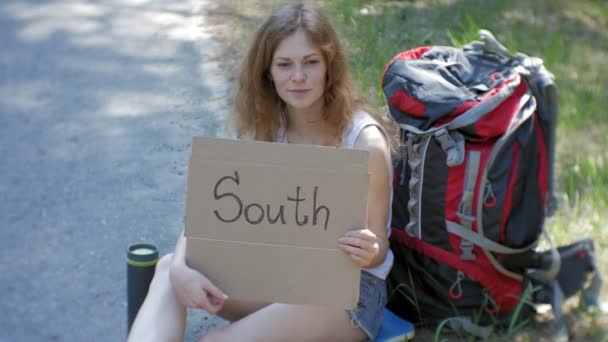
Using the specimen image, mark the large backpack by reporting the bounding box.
[382,30,601,338]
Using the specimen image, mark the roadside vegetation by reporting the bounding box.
[208,0,607,340]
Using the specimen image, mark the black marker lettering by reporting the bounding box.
[287,186,308,226]
[313,186,329,230]
[212,173,330,230]
[213,171,242,223]
[267,204,286,224]
[245,203,264,224]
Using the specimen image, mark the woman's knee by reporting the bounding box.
[156,253,174,272]
[149,253,173,286]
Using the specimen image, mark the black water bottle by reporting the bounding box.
[127,244,159,333]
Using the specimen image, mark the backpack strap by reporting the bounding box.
[456,151,481,260]
[440,316,493,339]
[478,29,514,60]
[404,135,432,238]
[446,221,535,254]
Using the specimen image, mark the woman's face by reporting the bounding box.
[270,29,327,116]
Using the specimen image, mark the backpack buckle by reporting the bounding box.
[457,211,476,223]
[460,240,476,260]
[434,128,465,166]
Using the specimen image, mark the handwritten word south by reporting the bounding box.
[213,171,330,230]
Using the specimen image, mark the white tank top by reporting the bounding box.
[275,110,394,279]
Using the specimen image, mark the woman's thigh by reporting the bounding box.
[216,299,270,322]
[205,303,367,342]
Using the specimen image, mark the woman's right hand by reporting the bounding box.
[169,261,228,315]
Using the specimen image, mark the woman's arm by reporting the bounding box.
[169,229,228,314]
[171,230,188,266]
[338,125,392,268]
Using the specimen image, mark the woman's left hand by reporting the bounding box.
[337,228,380,268]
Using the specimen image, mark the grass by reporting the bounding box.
[208,0,608,340]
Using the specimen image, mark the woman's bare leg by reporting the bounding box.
[201,303,367,342]
[127,252,270,341]
[217,300,270,322]
[127,253,187,342]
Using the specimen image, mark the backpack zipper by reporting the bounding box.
[483,183,496,208]
[449,270,465,299]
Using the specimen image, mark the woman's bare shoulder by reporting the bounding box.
[353,124,390,155]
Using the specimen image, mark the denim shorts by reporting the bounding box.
[348,271,388,340]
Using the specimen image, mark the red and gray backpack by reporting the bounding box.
[382,30,601,338]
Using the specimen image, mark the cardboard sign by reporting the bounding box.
[184,137,369,309]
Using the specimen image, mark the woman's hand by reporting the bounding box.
[337,228,381,268]
[169,261,228,315]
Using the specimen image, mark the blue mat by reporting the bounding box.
[375,308,415,341]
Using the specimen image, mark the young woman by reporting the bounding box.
[128,3,395,341]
